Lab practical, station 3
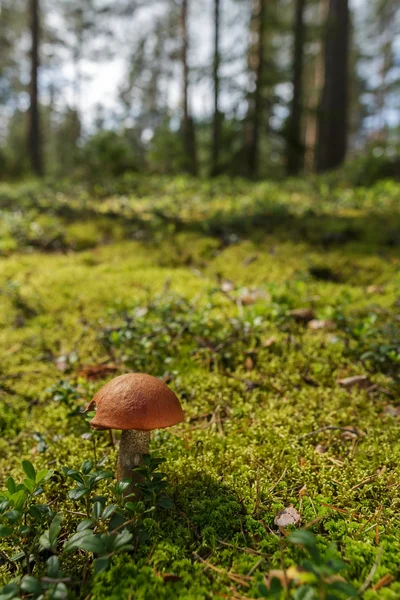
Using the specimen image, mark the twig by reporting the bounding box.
[192,553,251,587]
[299,426,359,439]
[217,540,269,558]
[355,547,383,597]
[247,557,264,577]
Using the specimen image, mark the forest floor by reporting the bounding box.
[0,176,400,599]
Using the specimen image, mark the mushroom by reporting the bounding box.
[85,373,184,494]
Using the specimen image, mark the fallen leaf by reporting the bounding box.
[308,319,336,331]
[274,506,301,528]
[245,356,254,371]
[263,336,277,347]
[338,375,372,390]
[372,573,395,591]
[382,405,400,417]
[78,364,119,381]
[290,308,315,323]
[367,285,384,295]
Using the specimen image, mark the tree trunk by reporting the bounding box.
[286,0,306,176]
[211,0,221,176]
[181,0,197,175]
[247,0,266,179]
[304,0,328,171]
[316,0,350,172]
[29,0,43,176]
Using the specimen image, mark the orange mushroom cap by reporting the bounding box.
[86,373,184,431]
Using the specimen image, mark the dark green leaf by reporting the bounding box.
[6,478,16,495]
[102,504,117,519]
[20,575,43,595]
[94,470,114,483]
[157,496,173,509]
[49,514,62,545]
[92,501,103,520]
[293,586,317,600]
[52,582,68,600]
[114,529,133,549]
[257,583,269,598]
[69,487,89,500]
[22,460,36,482]
[0,526,13,537]
[47,555,60,578]
[0,583,20,600]
[81,460,94,474]
[94,556,110,573]
[5,509,22,524]
[77,518,94,532]
[328,580,357,596]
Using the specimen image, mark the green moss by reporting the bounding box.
[0,176,399,597]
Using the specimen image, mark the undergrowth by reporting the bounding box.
[0,176,399,598]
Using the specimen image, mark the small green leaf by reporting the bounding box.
[328,580,357,596]
[20,575,43,595]
[158,496,173,509]
[47,555,60,578]
[257,582,269,598]
[77,533,107,554]
[0,583,20,600]
[102,504,117,519]
[52,582,68,599]
[114,529,133,549]
[22,460,36,482]
[94,470,114,483]
[6,478,16,495]
[5,509,22,524]
[36,469,53,484]
[65,531,106,554]
[63,469,85,484]
[92,501,103,520]
[23,478,35,493]
[94,556,110,573]
[293,585,317,600]
[10,490,27,510]
[69,487,89,500]
[49,514,62,544]
[81,459,94,474]
[77,518,94,532]
[0,526,13,537]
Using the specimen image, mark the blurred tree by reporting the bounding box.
[180,0,197,175]
[246,0,266,178]
[286,0,306,175]
[29,0,43,176]
[316,0,350,171]
[211,0,222,176]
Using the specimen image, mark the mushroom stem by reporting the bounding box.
[117,429,150,496]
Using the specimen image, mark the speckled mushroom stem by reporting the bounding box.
[117,430,150,497]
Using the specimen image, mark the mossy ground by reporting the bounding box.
[0,176,399,598]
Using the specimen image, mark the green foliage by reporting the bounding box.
[0,176,399,598]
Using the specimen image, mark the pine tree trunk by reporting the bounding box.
[316,0,350,172]
[247,0,266,179]
[211,0,221,176]
[181,0,197,175]
[286,0,306,176]
[29,0,43,176]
